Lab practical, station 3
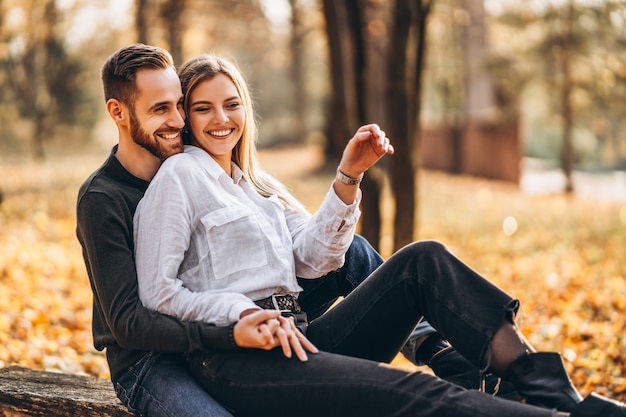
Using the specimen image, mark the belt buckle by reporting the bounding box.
[271,294,292,313]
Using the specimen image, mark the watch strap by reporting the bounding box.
[336,168,363,185]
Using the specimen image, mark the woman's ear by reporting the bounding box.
[106,99,129,127]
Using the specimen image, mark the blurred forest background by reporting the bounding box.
[1,0,625,249]
[1,0,626,398]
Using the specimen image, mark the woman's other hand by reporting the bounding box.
[233,309,319,361]
[273,314,319,361]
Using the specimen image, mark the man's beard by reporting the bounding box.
[129,109,183,161]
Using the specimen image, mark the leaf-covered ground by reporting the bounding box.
[1,146,625,401]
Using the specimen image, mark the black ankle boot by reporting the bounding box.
[430,347,521,399]
[411,334,520,398]
[505,352,582,412]
[570,393,626,416]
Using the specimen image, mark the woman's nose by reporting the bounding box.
[213,107,228,123]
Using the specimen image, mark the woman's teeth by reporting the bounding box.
[210,129,231,137]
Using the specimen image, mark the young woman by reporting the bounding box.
[133,54,625,417]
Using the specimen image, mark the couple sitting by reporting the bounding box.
[77,43,625,417]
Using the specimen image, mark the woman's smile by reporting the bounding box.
[207,128,234,138]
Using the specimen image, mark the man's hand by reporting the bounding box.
[234,309,281,350]
[233,309,318,361]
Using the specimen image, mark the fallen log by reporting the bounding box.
[0,366,133,417]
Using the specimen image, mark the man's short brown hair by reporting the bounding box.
[101,43,174,107]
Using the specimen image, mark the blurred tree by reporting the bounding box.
[322,0,384,249]
[419,0,467,177]
[560,0,575,192]
[492,0,626,192]
[288,0,307,141]
[321,0,359,157]
[133,0,187,59]
[588,3,626,168]
[160,0,186,65]
[385,0,433,250]
[321,0,433,251]
[131,0,299,146]
[136,0,149,43]
[385,0,415,250]
[0,0,96,160]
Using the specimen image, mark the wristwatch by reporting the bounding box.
[336,167,364,185]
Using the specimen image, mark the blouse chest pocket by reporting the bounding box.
[200,206,268,280]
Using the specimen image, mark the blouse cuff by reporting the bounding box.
[325,187,361,214]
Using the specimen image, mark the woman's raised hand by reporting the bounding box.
[338,124,394,179]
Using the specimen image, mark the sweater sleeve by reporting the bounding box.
[76,189,234,353]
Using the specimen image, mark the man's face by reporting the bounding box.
[129,68,185,161]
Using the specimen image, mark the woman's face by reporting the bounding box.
[187,73,245,172]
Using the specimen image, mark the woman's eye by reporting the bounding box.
[227,102,240,110]
[194,106,211,112]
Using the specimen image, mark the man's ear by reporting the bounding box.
[106,99,129,127]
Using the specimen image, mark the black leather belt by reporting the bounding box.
[254,294,301,313]
[254,294,308,334]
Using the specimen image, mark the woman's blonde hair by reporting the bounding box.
[178,54,309,216]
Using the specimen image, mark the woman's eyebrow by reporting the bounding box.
[191,96,239,106]
[191,99,212,106]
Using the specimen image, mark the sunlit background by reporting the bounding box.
[2,0,625,200]
[0,1,625,397]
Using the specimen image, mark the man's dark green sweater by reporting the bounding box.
[76,146,232,381]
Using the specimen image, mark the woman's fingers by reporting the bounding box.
[275,318,293,358]
[234,310,319,360]
[272,315,319,362]
[296,330,319,354]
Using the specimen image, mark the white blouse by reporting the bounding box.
[134,145,361,326]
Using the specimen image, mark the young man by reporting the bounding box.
[76,43,508,417]
[76,43,240,417]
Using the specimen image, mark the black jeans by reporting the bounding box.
[187,241,554,417]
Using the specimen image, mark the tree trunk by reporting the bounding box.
[322,0,382,251]
[289,0,307,142]
[386,0,415,252]
[560,0,575,193]
[461,0,496,123]
[30,0,58,161]
[347,0,382,250]
[345,0,367,125]
[135,0,149,44]
[408,0,432,238]
[161,0,185,66]
[32,112,46,161]
[0,366,133,417]
[321,0,353,159]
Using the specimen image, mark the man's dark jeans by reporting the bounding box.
[187,241,552,417]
